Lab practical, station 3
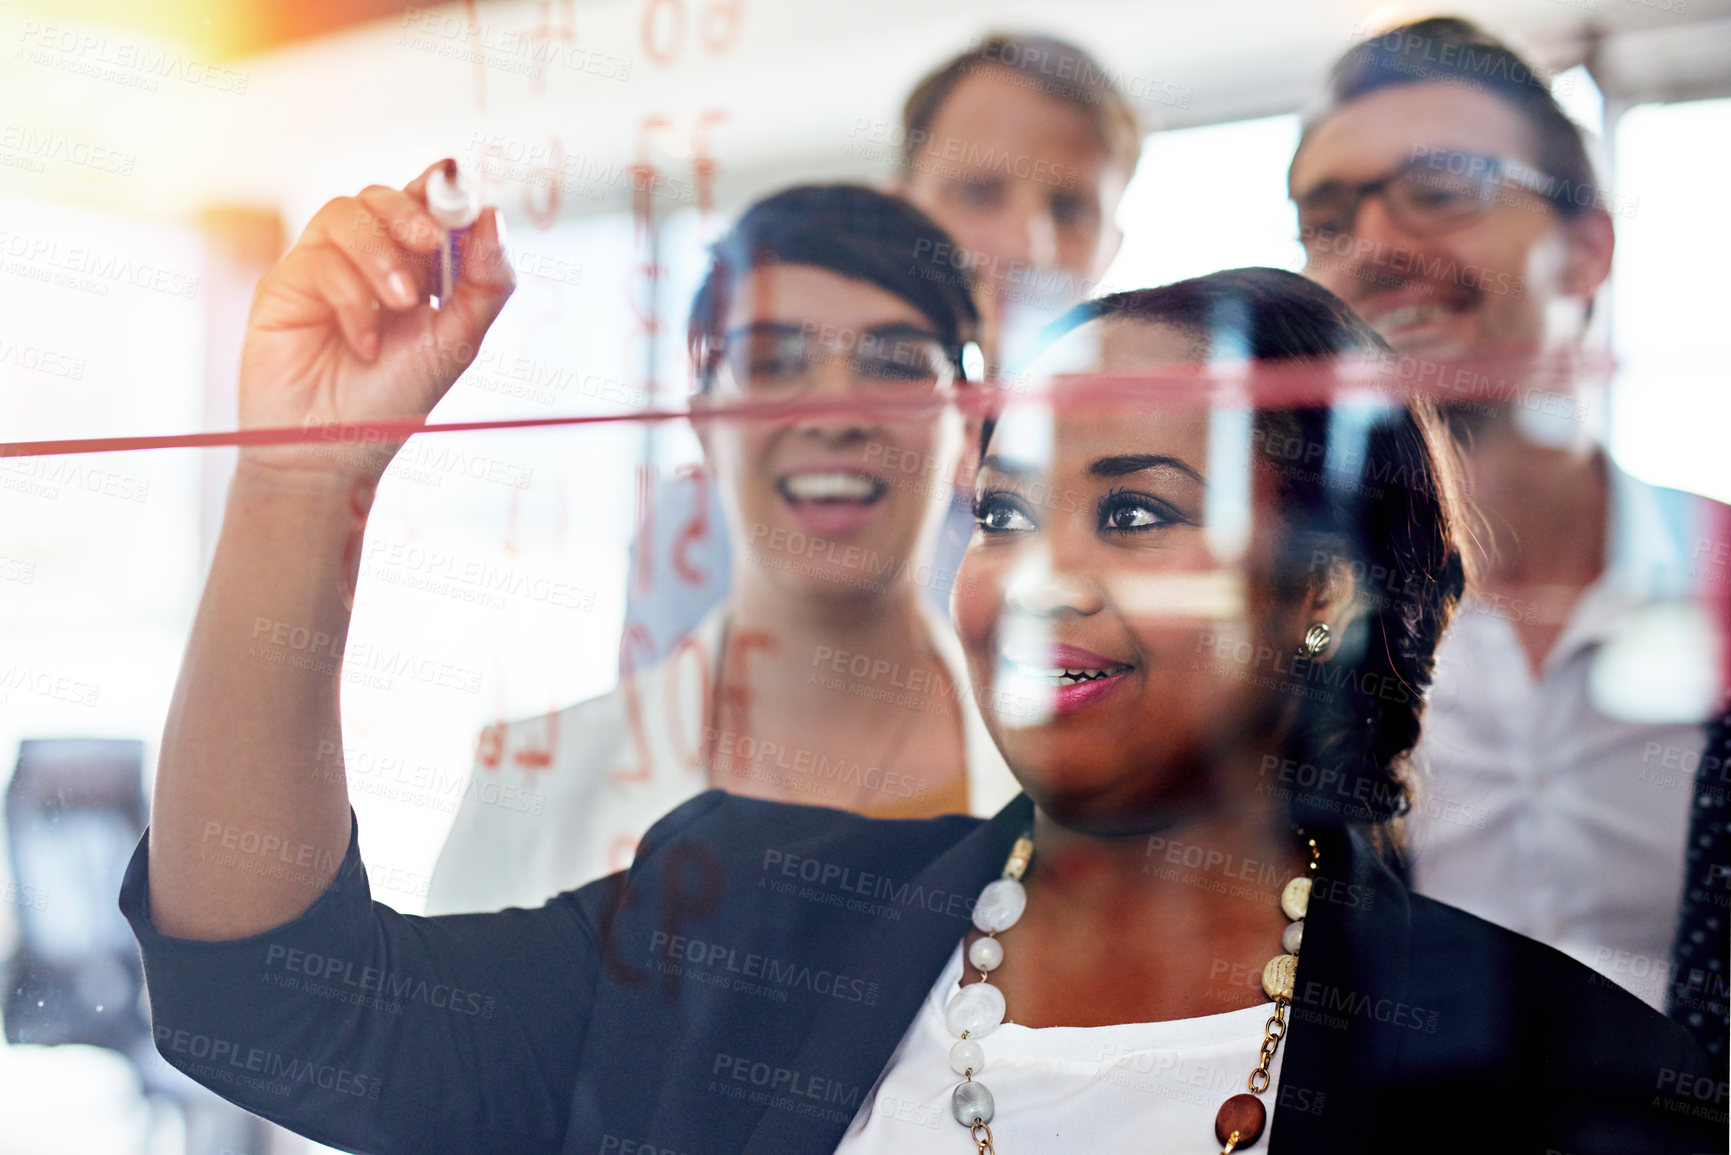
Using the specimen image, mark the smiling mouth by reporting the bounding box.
[1007,663,1134,685]
[1365,301,1466,330]
[777,472,887,504]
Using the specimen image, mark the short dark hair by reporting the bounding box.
[901,34,1142,179]
[1297,17,1599,219]
[687,184,980,392]
[991,268,1468,849]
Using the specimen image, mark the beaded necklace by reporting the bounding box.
[945,830,1322,1153]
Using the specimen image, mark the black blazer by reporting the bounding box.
[121,791,1725,1154]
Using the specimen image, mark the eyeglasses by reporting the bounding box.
[1295,150,1562,249]
[710,322,958,396]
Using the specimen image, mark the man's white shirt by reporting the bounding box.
[1407,466,1723,1009]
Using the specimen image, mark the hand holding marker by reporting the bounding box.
[426,159,480,305]
[225,159,514,478]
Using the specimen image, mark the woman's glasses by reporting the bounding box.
[711,322,957,396]
[1296,150,1564,250]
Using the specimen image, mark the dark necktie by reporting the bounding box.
[1668,704,1730,1072]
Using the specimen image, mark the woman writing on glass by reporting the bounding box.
[123,164,1720,1154]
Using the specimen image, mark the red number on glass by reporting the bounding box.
[511,708,559,786]
[671,464,709,587]
[642,0,744,66]
[641,0,684,65]
[699,0,743,54]
[475,722,506,772]
[522,133,564,230]
[614,621,658,783]
[662,633,713,774]
[462,0,487,112]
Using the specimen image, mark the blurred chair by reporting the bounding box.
[3,738,148,1053]
[2,738,271,1154]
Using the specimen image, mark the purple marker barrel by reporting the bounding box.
[426,161,480,305]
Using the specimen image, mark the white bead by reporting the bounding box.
[1262,953,1298,1000]
[972,879,1027,934]
[949,1038,985,1075]
[1280,877,1311,921]
[945,981,1007,1038]
[968,936,1005,972]
[1282,920,1304,954]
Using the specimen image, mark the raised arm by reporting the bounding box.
[149,162,514,940]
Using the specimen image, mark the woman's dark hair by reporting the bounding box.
[687,184,980,391]
[1004,268,1468,850]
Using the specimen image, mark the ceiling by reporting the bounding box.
[1,0,410,58]
[2,0,1729,226]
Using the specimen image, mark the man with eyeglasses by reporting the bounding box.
[1289,15,1728,1065]
[1297,149,1575,308]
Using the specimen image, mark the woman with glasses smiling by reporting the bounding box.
[122,161,1720,1153]
[423,182,1020,915]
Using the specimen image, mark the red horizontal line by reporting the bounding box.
[0,354,1616,459]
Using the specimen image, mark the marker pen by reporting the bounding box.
[425,161,479,305]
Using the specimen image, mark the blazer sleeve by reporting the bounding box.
[119,811,606,1155]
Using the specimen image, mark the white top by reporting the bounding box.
[426,605,1019,914]
[836,943,1286,1153]
[1406,468,1723,1010]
